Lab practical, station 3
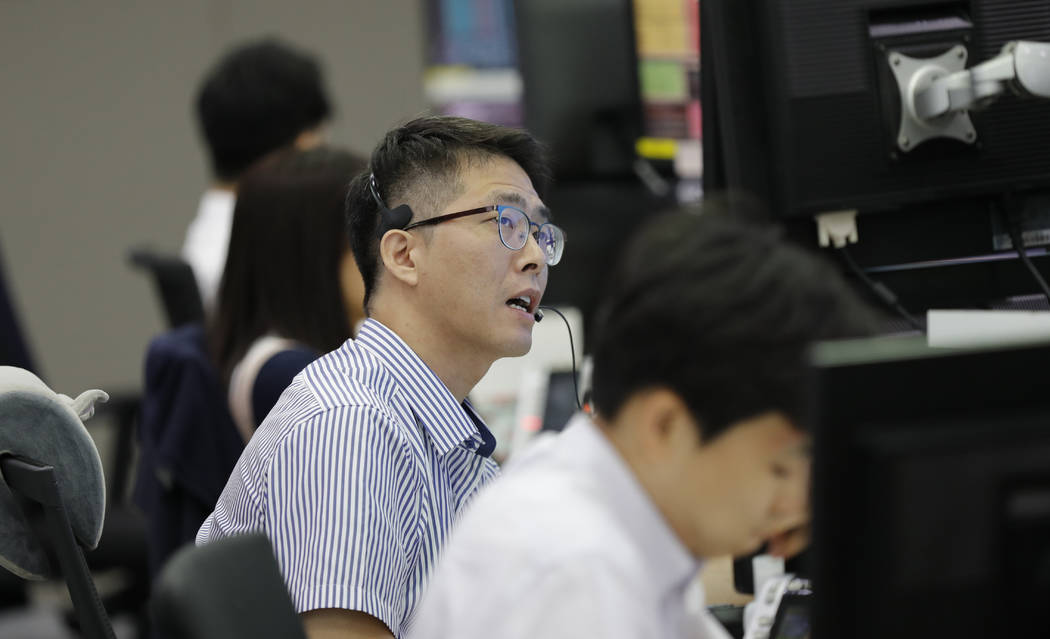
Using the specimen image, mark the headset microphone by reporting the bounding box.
[535,306,582,411]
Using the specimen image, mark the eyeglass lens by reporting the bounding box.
[497,207,564,265]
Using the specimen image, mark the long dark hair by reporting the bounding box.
[209,146,366,386]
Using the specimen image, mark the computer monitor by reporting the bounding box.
[540,370,580,433]
[701,0,1050,318]
[702,0,1050,220]
[810,336,1050,637]
[515,0,641,180]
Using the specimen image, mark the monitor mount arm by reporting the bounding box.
[890,41,1050,152]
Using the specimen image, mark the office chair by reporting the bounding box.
[0,366,115,639]
[1,236,150,631]
[151,533,306,639]
[0,235,38,610]
[128,248,205,328]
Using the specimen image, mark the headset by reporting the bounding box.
[369,173,414,239]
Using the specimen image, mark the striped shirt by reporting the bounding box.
[197,319,501,636]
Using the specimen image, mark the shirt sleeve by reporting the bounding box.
[264,404,418,635]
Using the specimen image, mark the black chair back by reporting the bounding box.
[151,534,306,639]
[1,456,116,639]
[128,249,205,328]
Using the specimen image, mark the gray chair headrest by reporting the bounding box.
[0,366,108,579]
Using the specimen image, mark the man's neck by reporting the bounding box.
[370,302,491,403]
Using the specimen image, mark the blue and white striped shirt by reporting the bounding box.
[197,319,501,636]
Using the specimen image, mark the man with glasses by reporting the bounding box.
[198,116,559,639]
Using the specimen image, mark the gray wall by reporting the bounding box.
[0,2,427,395]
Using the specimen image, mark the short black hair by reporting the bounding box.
[345,115,551,310]
[195,38,332,181]
[590,203,879,440]
[209,147,366,386]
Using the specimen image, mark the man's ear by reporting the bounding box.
[378,230,420,288]
[634,388,701,456]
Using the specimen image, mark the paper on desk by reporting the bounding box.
[927,310,1050,348]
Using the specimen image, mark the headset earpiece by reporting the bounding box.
[376,204,414,239]
[369,172,415,239]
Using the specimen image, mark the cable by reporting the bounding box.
[837,247,926,333]
[999,200,1050,307]
[536,306,582,410]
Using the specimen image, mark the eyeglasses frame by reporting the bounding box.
[401,204,565,265]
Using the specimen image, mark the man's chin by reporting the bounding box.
[731,537,766,559]
[500,335,533,359]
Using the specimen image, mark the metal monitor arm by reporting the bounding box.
[891,41,1050,152]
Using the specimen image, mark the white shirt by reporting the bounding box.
[198,319,500,637]
[181,188,235,313]
[408,414,733,639]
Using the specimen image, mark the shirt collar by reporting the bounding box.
[561,414,701,597]
[353,318,490,457]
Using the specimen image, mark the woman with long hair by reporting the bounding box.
[209,146,366,440]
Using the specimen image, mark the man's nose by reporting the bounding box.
[518,229,547,271]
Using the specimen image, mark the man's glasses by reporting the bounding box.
[404,205,565,266]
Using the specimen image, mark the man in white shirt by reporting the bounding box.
[410,209,877,638]
[183,38,331,312]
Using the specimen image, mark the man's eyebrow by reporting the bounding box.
[489,191,552,222]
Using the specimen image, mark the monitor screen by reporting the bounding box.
[770,595,813,639]
[540,370,579,433]
[810,336,1050,637]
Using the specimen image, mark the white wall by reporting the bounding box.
[0,1,427,394]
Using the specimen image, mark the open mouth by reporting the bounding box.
[506,295,533,314]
